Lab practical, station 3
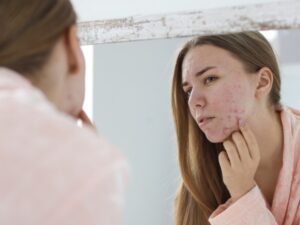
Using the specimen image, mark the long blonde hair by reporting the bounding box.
[0,0,76,75]
[171,31,281,225]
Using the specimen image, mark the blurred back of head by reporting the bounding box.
[0,0,77,76]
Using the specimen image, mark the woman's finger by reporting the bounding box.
[223,139,241,168]
[218,151,231,173]
[78,110,93,125]
[78,110,97,132]
[240,123,260,162]
[231,131,251,163]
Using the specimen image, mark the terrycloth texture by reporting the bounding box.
[0,67,128,225]
[209,107,300,225]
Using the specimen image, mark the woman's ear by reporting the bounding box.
[255,67,273,100]
[63,25,85,76]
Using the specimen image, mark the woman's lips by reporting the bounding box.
[198,117,215,128]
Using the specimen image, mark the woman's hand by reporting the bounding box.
[218,123,261,202]
[77,110,97,132]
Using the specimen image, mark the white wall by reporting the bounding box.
[71,0,280,21]
[281,63,300,109]
[276,29,300,109]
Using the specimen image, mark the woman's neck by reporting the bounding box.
[251,105,283,172]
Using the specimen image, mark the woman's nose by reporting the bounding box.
[188,89,206,111]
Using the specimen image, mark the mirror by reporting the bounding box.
[75,1,300,225]
[91,29,300,225]
[76,0,300,45]
[72,0,286,22]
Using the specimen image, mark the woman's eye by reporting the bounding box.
[204,76,218,84]
[187,90,192,97]
[184,89,192,98]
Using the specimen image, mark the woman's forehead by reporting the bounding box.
[184,45,233,64]
[182,45,243,73]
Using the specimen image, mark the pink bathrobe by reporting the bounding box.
[209,107,300,225]
[0,67,128,225]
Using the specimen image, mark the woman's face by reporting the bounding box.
[181,45,258,143]
[65,47,86,118]
[35,33,86,119]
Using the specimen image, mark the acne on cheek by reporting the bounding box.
[229,108,246,123]
[223,84,247,119]
[221,109,246,135]
[204,83,248,141]
[230,108,245,116]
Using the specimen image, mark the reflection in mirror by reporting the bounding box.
[90,29,300,225]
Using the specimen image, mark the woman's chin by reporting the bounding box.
[205,135,226,143]
[205,127,238,143]
[204,132,230,143]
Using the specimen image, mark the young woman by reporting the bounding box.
[0,1,127,224]
[171,31,300,225]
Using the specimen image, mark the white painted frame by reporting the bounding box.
[78,0,300,45]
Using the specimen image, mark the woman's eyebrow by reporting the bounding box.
[182,66,216,88]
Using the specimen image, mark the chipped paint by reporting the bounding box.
[78,0,300,45]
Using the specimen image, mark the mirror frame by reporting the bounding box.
[78,0,300,45]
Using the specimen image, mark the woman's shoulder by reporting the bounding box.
[0,66,124,165]
[281,105,300,126]
[286,106,300,119]
[0,70,128,225]
[282,106,300,163]
[0,66,129,206]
